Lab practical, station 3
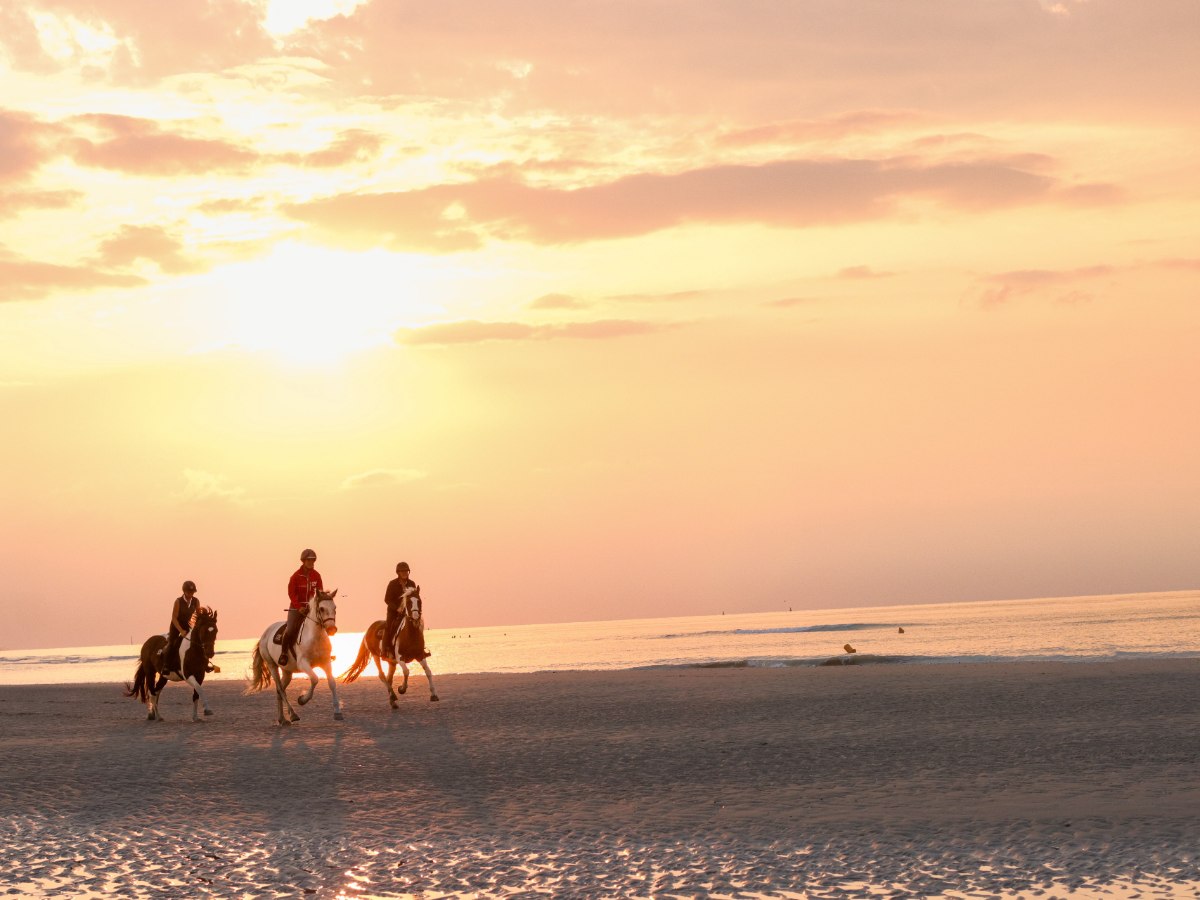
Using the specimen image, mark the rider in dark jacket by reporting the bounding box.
[162,581,199,672]
[382,562,418,660]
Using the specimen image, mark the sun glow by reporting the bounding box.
[208,243,445,366]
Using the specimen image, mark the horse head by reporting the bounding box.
[314,589,338,636]
[192,607,219,661]
[401,585,422,623]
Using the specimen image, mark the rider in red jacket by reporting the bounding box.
[280,549,323,665]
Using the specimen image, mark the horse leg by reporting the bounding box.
[294,660,319,708]
[398,661,410,695]
[274,672,298,724]
[151,674,169,721]
[418,658,439,701]
[266,659,293,726]
[319,661,345,721]
[384,660,399,709]
[186,675,212,721]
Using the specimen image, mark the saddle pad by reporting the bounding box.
[272,624,286,644]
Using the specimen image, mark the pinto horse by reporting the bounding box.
[246,589,344,725]
[341,585,439,707]
[125,607,219,722]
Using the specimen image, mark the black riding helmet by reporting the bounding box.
[396,561,410,574]
[182,580,197,593]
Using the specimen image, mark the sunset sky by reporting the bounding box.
[2,0,1198,650]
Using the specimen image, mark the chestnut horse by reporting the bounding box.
[246,589,344,725]
[340,585,439,707]
[125,607,219,722]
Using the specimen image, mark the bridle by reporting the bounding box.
[305,593,337,632]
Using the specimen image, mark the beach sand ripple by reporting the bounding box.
[1,661,1198,898]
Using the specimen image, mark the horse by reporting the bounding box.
[246,589,344,725]
[124,607,219,722]
[340,585,438,707]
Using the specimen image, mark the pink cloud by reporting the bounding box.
[974,265,1116,308]
[837,265,895,279]
[288,155,1102,252]
[69,114,258,176]
[718,110,932,148]
[1,1,273,83]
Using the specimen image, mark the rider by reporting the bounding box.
[161,580,199,672]
[382,562,419,660]
[280,549,322,666]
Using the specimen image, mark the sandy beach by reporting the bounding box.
[1,660,1198,898]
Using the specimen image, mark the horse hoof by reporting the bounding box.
[334,713,345,721]
[279,719,291,727]
[297,695,309,706]
[289,713,300,722]
[146,713,155,721]
[390,701,399,710]
[398,688,407,695]
[204,709,214,716]
[430,695,440,702]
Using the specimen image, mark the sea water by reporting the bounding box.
[1,589,1196,686]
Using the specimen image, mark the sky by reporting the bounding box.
[2,0,1198,650]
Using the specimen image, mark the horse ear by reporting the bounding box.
[329,588,338,598]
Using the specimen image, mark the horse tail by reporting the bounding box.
[124,662,148,703]
[339,633,373,683]
[244,644,271,694]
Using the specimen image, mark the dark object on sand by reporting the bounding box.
[898,627,905,634]
[843,643,857,654]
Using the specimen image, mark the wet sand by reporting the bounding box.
[1,660,1198,898]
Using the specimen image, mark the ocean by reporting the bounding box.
[2,589,1196,687]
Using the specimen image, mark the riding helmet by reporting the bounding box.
[396,561,410,573]
[182,580,197,592]
[301,549,317,561]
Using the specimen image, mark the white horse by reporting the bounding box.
[125,607,219,722]
[340,585,439,707]
[246,589,344,725]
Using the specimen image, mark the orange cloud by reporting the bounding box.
[95,225,203,274]
[0,248,144,302]
[397,318,673,345]
[528,293,587,310]
[0,189,80,219]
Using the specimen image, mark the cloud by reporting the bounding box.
[0,188,80,218]
[528,292,587,310]
[95,224,204,274]
[286,155,1109,252]
[396,318,673,345]
[718,110,932,148]
[973,265,1116,308]
[0,2,274,83]
[286,129,386,168]
[340,468,427,490]
[174,469,247,505]
[605,289,711,303]
[837,265,895,279]
[763,296,817,308]
[0,108,63,183]
[68,113,260,176]
[0,247,145,302]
